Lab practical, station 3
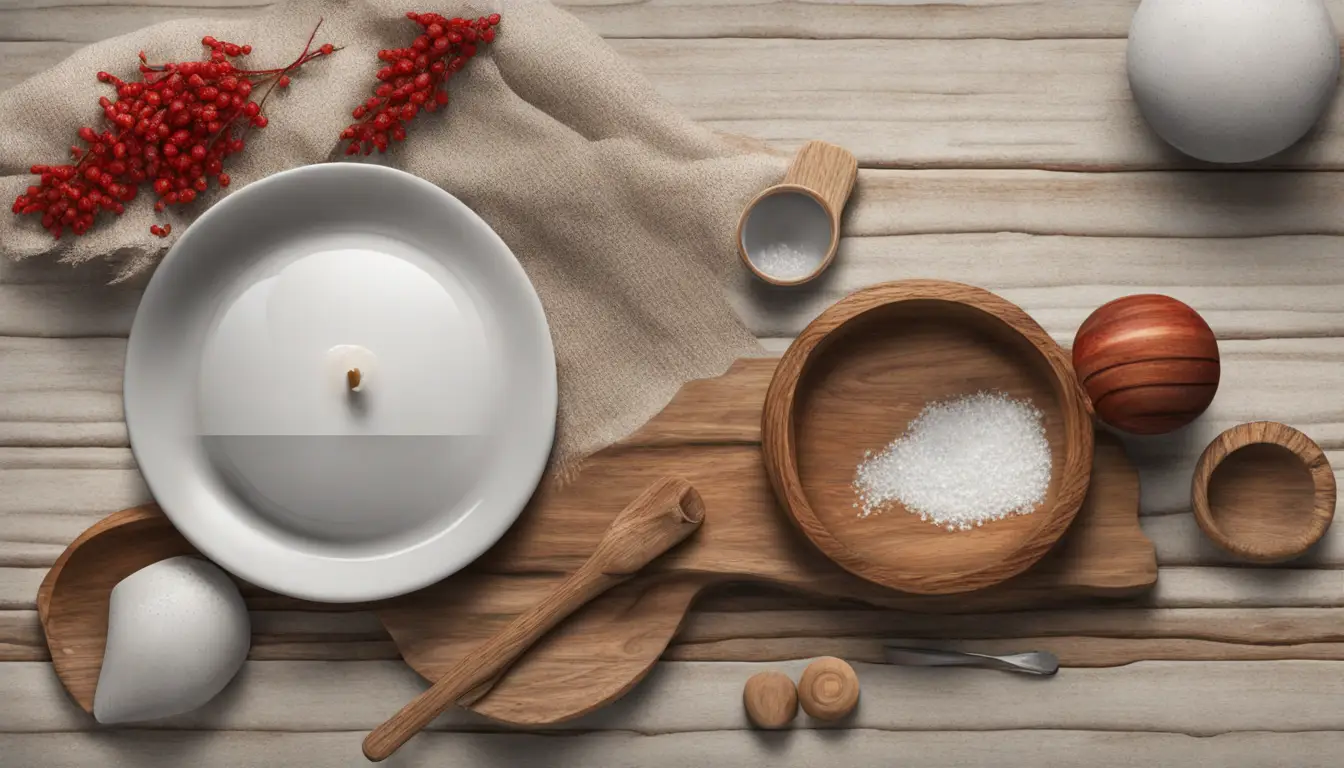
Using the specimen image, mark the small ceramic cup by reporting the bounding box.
[738,141,857,286]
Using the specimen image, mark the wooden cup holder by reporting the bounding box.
[737,141,857,286]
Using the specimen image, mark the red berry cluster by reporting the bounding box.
[11,24,337,240]
[340,12,499,155]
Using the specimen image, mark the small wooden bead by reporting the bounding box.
[798,657,859,721]
[742,671,798,729]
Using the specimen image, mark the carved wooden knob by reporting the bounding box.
[798,657,859,721]
[742,671,798,729]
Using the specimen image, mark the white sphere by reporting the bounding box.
[1127,0,1340,164]
[93,557,250,724]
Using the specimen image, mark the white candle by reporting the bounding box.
[328,344,377,394]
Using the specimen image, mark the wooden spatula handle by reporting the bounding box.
[781,140,857,223]
[362,476,705,762]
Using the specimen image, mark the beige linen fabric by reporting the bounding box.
[0,0,786,473]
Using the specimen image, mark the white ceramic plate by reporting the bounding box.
[125,163,556,602]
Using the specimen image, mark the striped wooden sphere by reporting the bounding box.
[1072,295,1220,435]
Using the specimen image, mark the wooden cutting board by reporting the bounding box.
[379,357,1158,726]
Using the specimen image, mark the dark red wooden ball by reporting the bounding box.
[1072,294,1220,435]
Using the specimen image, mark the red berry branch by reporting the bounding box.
[10,22,338,240]
[340,12,499,155]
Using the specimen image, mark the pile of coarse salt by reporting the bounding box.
[853,391,1052,531]
[752,243,820,280]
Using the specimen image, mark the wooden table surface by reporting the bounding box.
[6,1,1344,765]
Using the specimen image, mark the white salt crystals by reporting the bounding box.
[752,242,822,280]
[853,392,1052,531]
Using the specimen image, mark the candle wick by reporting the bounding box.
[347,368,362,392]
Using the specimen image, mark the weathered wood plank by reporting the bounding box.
[16,623,1344,667]
[842,170,1344,236]
[614,37,1172,169]
[0,249,143,286]
[1148,567,1344,608]
[15,232,1344,340]
[17,728,1344,768]
[8,37,1344,169]
[7,340,1344,440]
[735,234,1344,342]
[9,499,1331,568]
[3,459,1344,569]
[12,597,1344,646]
[2,0,263,10]
[0,41,76,92]
[678,606,1344,645]
[1,608,395,661]
[0,542,65,567]
[0,338,124,392]
[0,284,141,338]
[670,637,1344,666]
[10,729,1344,768]
[0,610,43,660]
[6,563,1344,608]
[0,569,44,609]
[0,4,266,43]
[612,37,1344,169]
[0,448,134,469]
[568,0,1344,42]
[3,0,1344,42]
[6,659,1344,733]
[0,469,149,516]
[14,603,1344,663]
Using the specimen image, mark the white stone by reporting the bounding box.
[1127,0,1340,163]
[93,556,250,724]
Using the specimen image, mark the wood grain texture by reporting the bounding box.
[1193,422,1337,563]
[10,659,1344,734]
[22,603,1344,664]
[1073,294,1220,435]
[8,34,1344,170]
[363,478,704,761]
[796,656,859,721]
[14,730,1344,768]
[7,1,1344,42]
[384,355,1150,726]
[741,670,797,729]
[18,39,1344,170]
[381,357,1151,726]
[24,358,1152,730]
[783,140,858,220]
[672,637,1344,667]
[5,0,1344,763]
[606,38,1344,170]
[21,610,1344,667]
[762,281,1095,594]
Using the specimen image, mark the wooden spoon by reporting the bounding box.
[362,476,706,762]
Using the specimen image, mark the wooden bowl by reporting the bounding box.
[1192,422,1336,563]
[761,281,1094,595]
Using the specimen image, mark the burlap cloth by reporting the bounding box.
[0,0,787,474]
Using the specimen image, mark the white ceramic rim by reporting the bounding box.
[124,163,557,603]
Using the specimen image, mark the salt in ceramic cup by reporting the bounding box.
[738,141,857,286]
